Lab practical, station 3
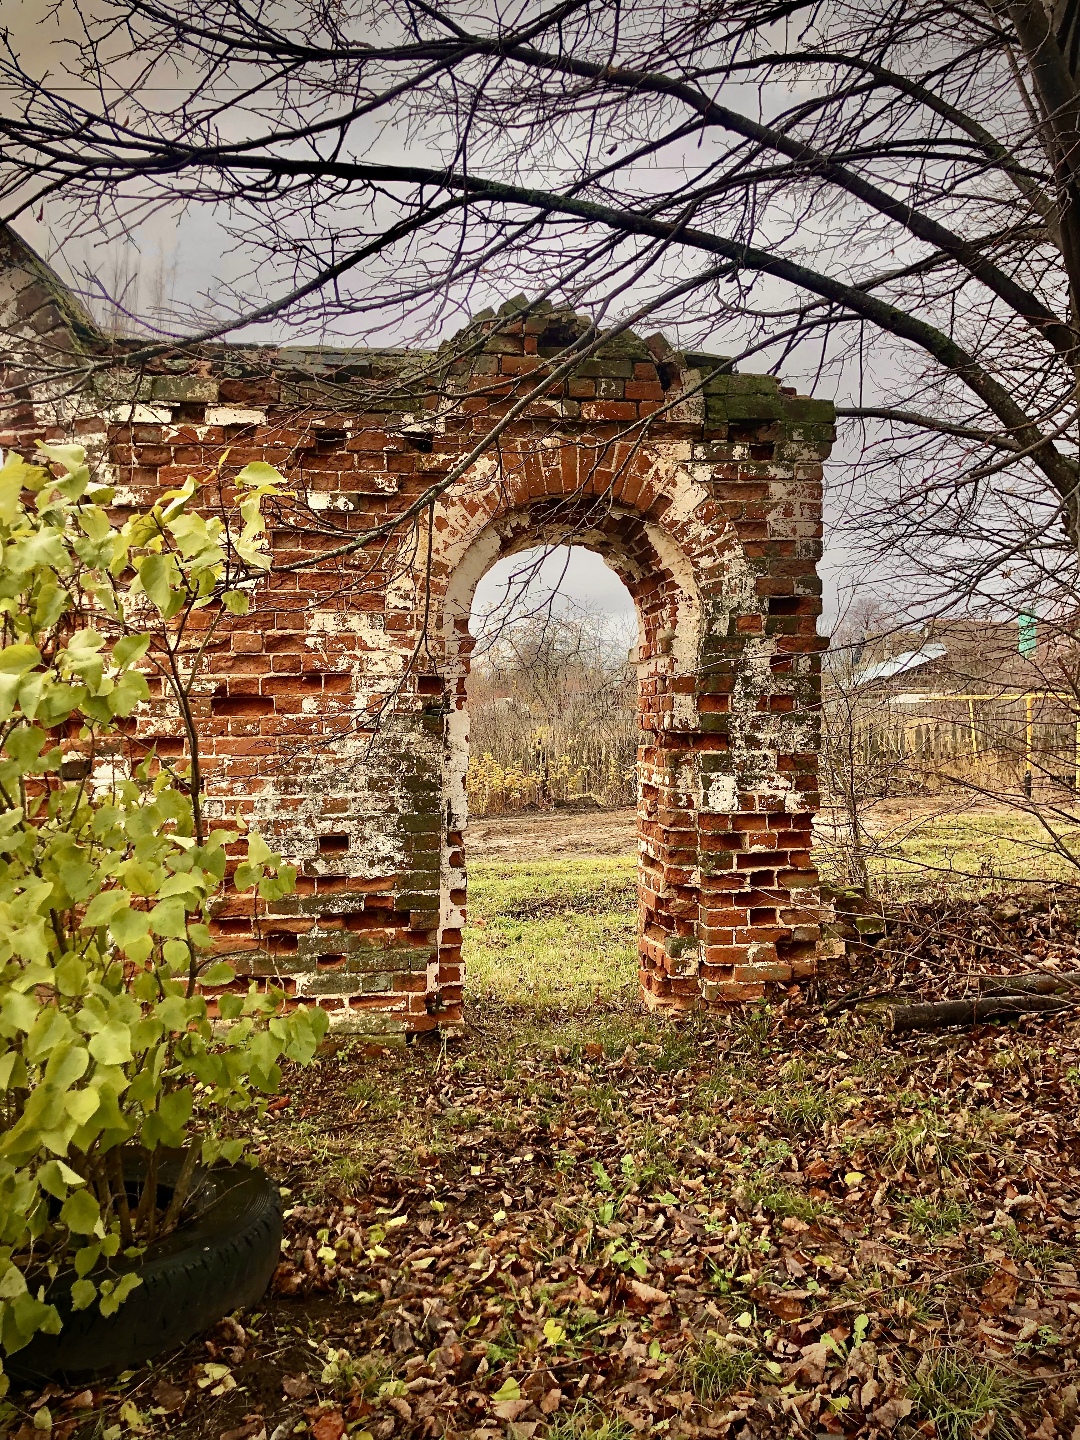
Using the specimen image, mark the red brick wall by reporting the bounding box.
[1,266,835,1036]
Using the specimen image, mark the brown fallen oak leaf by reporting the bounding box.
[493,1399,533,1421]
[627,1278,667,1305]
[753,1284,806,1321]
[219,1423,266,1440]
[872,1396,913,1429]
[64,1391,95,1411]
[309,1408,346,1440]
[272,1262,305,1296]
[150,1380,188,1412]
[282,1374,316,1400]
[540,1390,563,1414]
[790,1341,829,1385]
[981,1257,1020,1315]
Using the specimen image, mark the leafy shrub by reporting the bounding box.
[0,445,327,1378]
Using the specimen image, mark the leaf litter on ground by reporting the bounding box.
[5,887,1080,1439]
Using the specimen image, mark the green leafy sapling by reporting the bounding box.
[0,443,327,1380]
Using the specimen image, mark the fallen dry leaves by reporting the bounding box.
[4,891,1080,1438]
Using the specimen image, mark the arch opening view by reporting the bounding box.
[460,545,641,1013]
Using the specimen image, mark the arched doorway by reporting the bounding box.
[423,433,826,1023]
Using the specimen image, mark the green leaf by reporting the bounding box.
[38,1159,85,1200]
[201,962,235,986]
[4,724,46,769]
[83,887,132,933]
[107,669,150,718]
[54,954,88,996]
[0,1052,27,1091]
[137,553,185,618]
[65,1090,100,1126]
[98,1273,141,1317]
[143,1087,193,1149]
[235,461,285,486]
[222,590,250,616]
[113,633,151,668]
[70,1279,97,1311]
[60,1188,101,1236]
[0,644,41,676]
[35,441,87,474]
[107,905,149,947]
[0,992,39,1035]
[88,1023,133,1066]
[492,1378,521,1403]
[149,896,188,938]
[246,833,274,865]
[0,454,40,523]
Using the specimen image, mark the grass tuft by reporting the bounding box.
[544,1400,636,1440]
[907,1350,1025,1440]
[689,1340,761,1400]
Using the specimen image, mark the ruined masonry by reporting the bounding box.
[0,227,836,1037]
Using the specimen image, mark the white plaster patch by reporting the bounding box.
[205,406,267,426]
[702,773,738,813]
[104,404,175,423]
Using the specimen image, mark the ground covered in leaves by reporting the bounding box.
[7,872,1080,1440]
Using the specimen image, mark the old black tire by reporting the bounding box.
[9,1155,282,1383]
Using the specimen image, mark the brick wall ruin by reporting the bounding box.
[0,226,836,1037]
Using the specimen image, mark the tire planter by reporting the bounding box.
[9,1152,282,1383]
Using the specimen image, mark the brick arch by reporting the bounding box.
[0,257,835,1036]
[423,439,816,1018]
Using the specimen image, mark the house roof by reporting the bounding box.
[853,642,947,687]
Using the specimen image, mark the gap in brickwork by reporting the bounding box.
[463,545,641,1011]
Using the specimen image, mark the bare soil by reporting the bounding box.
[467,806,637,860]
[466,797,1022,864]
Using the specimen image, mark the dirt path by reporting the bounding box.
[466,796,1024,864]
[467,805,637,859]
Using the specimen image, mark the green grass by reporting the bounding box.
[902,1195,972,1238]
[907,1350,1025,1440]
[851,807,1080,894]
[464,857,637,1011]
[689,1340,762,1400]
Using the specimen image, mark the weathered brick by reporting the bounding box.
[0,265,836,1028]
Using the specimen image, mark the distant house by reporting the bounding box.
[842,618,1080,789]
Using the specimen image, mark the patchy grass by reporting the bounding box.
[689,1338,762,1399]
[907,1349,1026,1440]
[464,856,637,1010]
[849,805,1080,895]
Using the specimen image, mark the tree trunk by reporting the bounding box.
[978,971,1080,995]
[887,994,1073,1033]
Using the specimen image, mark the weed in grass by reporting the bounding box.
[690,1339,762,1400]
[327,1154,374,1188]
[987,1043,1039,1073]
[347,1076,402,1118]
[907,1350,1024,1440]
[544,1400,635,1440]
[485,1321,520,1364]
[741,1175,833,1223]
[761,1084,841,1133]
[882,1118,978,1174]
[320,1347,387,1398]
[991,1222,1071,1270]
[644,1027,700,1073]
[728,1003,776,1058]
[903,1195,972,1237]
